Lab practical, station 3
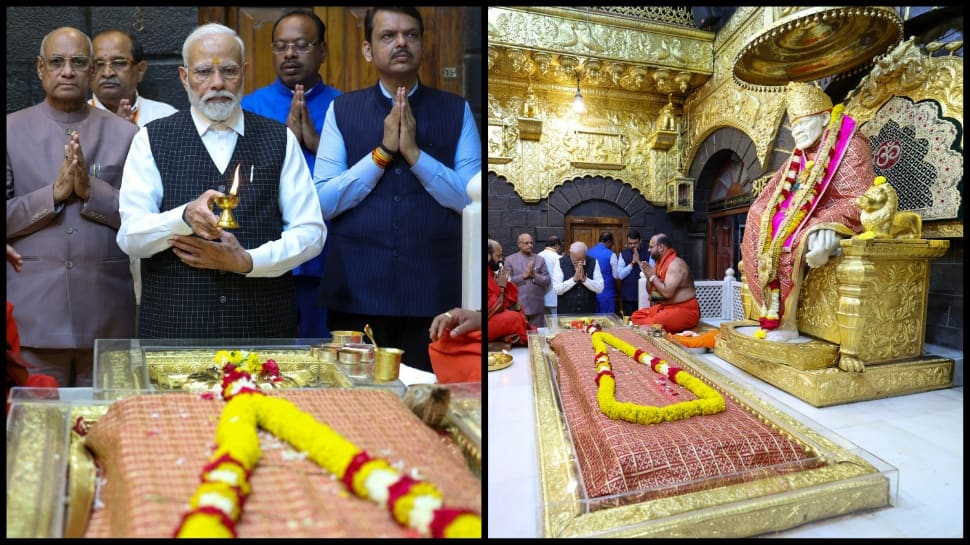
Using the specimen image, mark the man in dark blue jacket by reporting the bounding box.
[313,7,481,372]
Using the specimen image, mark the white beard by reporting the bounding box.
[187,89,239,122]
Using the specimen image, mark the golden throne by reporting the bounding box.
[715,35,962,407]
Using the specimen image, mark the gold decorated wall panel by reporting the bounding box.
[488,7,714,76]
[487,6,714,204]
[681,6,787,173]
[488,80,681,204]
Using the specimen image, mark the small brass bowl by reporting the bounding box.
[331,330,363,345]
[337,348,373,379]
[343,343,375,363]
[488,351,513,371]
[338,349,363,364]
[310,343,341,362]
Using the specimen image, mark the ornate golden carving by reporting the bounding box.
[726,237,950,395]
[921,220,963,239]
[6,403,73,537]
[592,6,696,28]
[733,7,903,87]
[845,36,963,127]
[532,334,893,535]
[855,178,922,239]
[835,238,949,369]
[487,92,520,162]
[488,6,714,204]
[683,74,784,171]
[566,119,628,169]
[797,259,842,342]
[844,36,963,226]
[715,334,954,407]
[489,7,714,73]
[66,405,109,538]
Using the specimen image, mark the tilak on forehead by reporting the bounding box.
[213,57,221,65]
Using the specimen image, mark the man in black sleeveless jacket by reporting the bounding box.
[117,23,325,339]
[552,241,604,315]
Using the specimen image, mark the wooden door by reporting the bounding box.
[565,215,628,312]
[706,209,746,279]
[207,7,467,96]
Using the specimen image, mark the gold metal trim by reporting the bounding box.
[6,403,71,538]
[531,333,894,536]
[65,405,110,538]
[733,7,903,86]
[717,320,839,370]
[714,340,954,407]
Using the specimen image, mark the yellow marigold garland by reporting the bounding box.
[174,351,481,538]
[590,331,725,425]
[754,103,846,337]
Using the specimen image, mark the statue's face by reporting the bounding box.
[791,112,827,150]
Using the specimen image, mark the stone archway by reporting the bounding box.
[487,170,689,276]
[685,126,786,278]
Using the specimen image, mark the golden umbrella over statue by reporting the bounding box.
[732,6,904,88]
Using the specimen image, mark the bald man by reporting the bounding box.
[7,27,139,387]
[552,241,604,315]
[487,239,528,345]
[630,233,700,332]
[504,232,550,328]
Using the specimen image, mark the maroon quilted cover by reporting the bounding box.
[549,328,822,506]
[83,389,480,537]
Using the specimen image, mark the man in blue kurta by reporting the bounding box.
[241,9,340,339]
[587,232,619,315]
[314,7,481,372]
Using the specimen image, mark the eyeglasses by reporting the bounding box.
[187,64,242,82]
[93,58,135,72]
[271,40,316,54]
[42,56,91,72]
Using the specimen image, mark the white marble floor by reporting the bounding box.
[487,331,963,538]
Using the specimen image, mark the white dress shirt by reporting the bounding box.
[117,105,325,278]
[616,253,655,280]
[91,93,178,303]
[553,258,604,295]
[89,92,178,127]
[538,248,561,307]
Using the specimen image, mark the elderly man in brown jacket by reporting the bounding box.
[6,27,138,386]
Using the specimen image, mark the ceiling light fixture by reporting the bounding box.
[573,74,586,114]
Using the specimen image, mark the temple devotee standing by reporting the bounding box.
[505,232,550,328]
[552,241,604,315]
[241,9,341,339]
[630,233,700,333]
[116,23,325,339]
[314,6,481,372]
[89,29,178,127]
[538,235,563,320]
[6,27,139,387]
[487,239,528,345]
[615,229,653,319]
[739,82,874,347]
[89,28,178,325]
[587,231,619,314]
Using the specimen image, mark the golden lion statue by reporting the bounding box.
[855,176,922,239]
